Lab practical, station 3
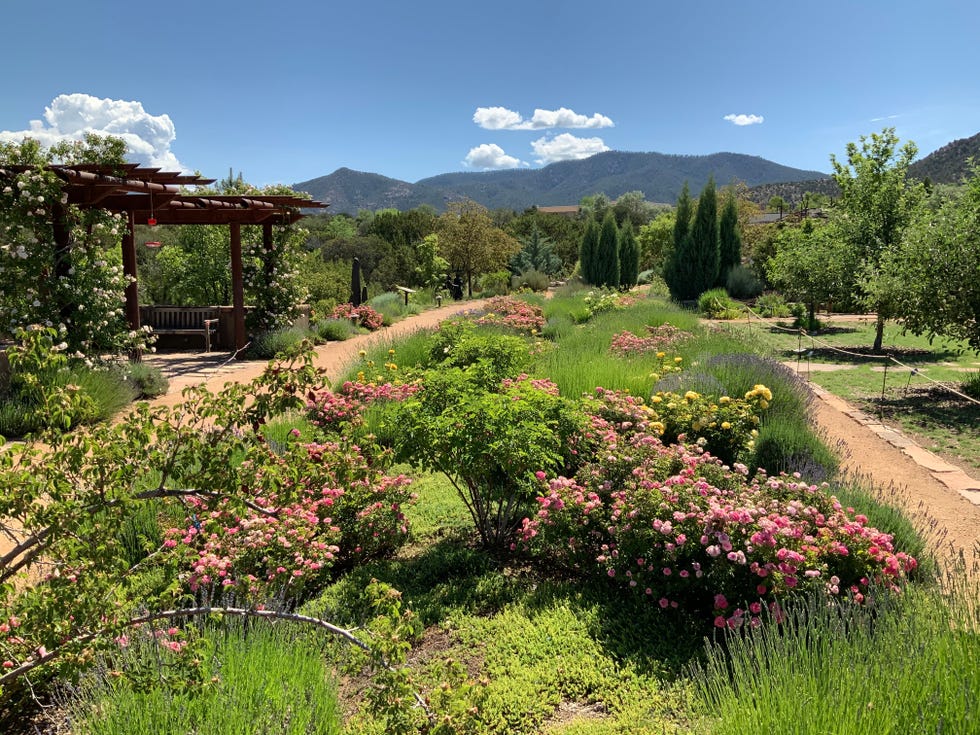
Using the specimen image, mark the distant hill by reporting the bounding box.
[294,151,828,214]
[908,131,980,184]
[745,131,980,208]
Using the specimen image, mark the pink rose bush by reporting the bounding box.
[165,438,415,601]
[609,324,692,358]
[330,302,384,330]
[519,395,918,627]
[474,296,546,335]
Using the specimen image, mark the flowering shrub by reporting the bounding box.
[0,138,140,354]
[473,296,546,334]
[0,346,413,697]
[330,302,384,330]
[426,318,532,389]
[651,385,771,465]
[243,219,309,333]
[165,439,414,600]
[609,324,692,358]
[582,289,623,317]
[520,424,918,629]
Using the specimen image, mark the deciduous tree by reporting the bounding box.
[830,128,921,352]
[436,200,520,297]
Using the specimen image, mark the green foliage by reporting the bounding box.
[636,209,675,273]
[697,289,742,319]
[119,362,169,399]
[687,177,720,296]
[437,200,521,298]
[0,136,142,354]
[766,221,858,329]
[725,264,763,299]
[618,223,640,290]
[314,317,357,342]
[478,270,511,297]
[425,319,531,390]
[693,581,979,735]
[750,420,839,481]
[509,225,562,276]
[392,370,586,551]
[594,211,621,288]
[71,623,342,735]
[578,218,600,285]
[717,190,743,286]
[665,182,703,301]
[511,269,550,292]
[882,164,980,350]
[247,326,312,359]
[830,127,922,351]
[753,292,792,318]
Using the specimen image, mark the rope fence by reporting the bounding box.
[733,305,980,410]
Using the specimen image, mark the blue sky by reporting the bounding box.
[2,0,978,190]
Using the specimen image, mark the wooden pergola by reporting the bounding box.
[1,163,327,354]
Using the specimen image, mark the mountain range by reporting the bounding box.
[294,133,980,214]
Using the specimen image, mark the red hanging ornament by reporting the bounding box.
[147,216,157,227]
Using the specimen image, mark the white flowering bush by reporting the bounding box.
[0,137,140,354]
[243,223,309,333]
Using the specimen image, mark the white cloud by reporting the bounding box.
[474,106,614,131]
[723,113,765,126]
[870,113,901,122]
[0,93,186,171]
[472,106,525,130]
[531,133,609,164]
[463,143,527,169]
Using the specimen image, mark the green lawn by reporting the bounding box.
[722,317,980,472]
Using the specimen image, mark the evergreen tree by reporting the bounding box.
[595,211,621,288]
[687,177,720,296]
[618,223,639,290]
[665,182,699,300]
[717,190,742,286]
[511,224,563,275]
[579,218,600,284]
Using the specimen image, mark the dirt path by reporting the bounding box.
[808,385,980,567]
[144,298,489,409]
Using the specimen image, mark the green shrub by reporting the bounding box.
[725,264,764,299]
[0,398,34,439]
[754,292,792,318]
[247,327,311,359]
[120,362,169,399]
[426,319,531,388]
[698,288,743,319]
[479,270,511,297]
[962,371,980,400]
[702,353,813,422]
[313,317,356,342]
[70,366,139,422]
[513,269,551,292]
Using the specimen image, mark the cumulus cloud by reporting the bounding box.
[463,143,527,169]
[474,106,614,130]
[723,113,765,126]
[0,93,186,171]
[531,133,609,164]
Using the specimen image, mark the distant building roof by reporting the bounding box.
[536,205,580,216]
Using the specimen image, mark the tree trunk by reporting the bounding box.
[873,313,885,353]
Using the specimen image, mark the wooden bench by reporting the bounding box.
[140,306,220,352]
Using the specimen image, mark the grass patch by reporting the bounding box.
[692,576,980,734]
[68,623,341,735]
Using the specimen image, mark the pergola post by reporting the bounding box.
[121,210,140,331]
[230,222,246,356]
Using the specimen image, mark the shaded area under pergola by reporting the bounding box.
[1,163,327,354]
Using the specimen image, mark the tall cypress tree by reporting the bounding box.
[665,182,697,300]
[688,177,719,297]
[579,218,600,284]
[595,211,621,288]
[618,222,639,290]
[717,191,742,287]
